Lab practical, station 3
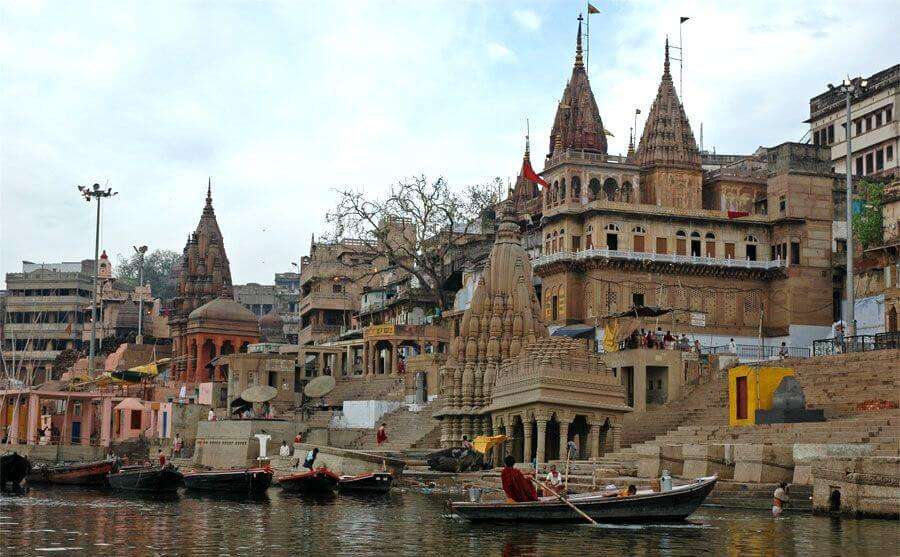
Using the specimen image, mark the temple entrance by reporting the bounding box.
[511,416,525,463]
[569,415,589,459]
[546,416,561,461]
[647,366,668,405]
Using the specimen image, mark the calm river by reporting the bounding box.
[1,486,896,556]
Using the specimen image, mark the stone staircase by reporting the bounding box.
[348,399,443,452]
[324,376,406,406]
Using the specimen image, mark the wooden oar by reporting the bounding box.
[530,477,598,526]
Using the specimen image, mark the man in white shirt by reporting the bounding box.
[545,464,563,493]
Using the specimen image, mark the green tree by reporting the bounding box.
[852,181,884,249]
[115,249,181,301]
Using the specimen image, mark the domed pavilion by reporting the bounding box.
[185,297,259,382]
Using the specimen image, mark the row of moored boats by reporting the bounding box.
[1,452,392,496]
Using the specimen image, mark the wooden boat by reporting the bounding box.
[1,452,32,491]
[449,476,718,523]
[338,471,393,494]
[183,467,273,494]
[278,467,339,495]
[426,447,483,473]
[107,463,183,493]
[28,459,117,486]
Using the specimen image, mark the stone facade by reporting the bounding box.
[181,297,260,382]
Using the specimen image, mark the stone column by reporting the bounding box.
[390,342,399,375]
[523,422,533,465]
[82,401,94,446]
[440,419,451,448]
[8,397,21,444]
[535,420,548,464]
[589,423,600,460]
[611,424,622,453]
[0,395,7,433]
[100,397,113,447]
[25,394,40,446]
[559,421,570,458]
[504,423,514,462]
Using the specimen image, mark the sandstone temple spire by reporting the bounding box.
[547,15,607,158]
[635,38,702,208]
[435,203,548,446]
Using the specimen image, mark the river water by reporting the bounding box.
[1,486,896,556]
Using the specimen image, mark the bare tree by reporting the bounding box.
[324,175,501,310]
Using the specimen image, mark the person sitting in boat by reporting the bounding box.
[618,484,637,498]
[303,447,319,470]
[500,455,538,503]
[279,441,291,457]
[545,464,564,494]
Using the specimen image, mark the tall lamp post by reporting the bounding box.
[78,183,118,376]
[133,245,148,344]
[828,76,868,338]
[291,261,301,347]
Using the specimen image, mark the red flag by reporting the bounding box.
[727,210,750,219]
[521,158,549,187]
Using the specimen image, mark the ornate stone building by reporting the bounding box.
[183,297,259,382]
[170,183,235,380]
[534,22,838,350]
[436,204,628,462]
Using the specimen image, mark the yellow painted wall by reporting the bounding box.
[728,365,795,427]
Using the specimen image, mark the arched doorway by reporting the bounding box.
[570,415,589,459]
[603,178,618,201]
[888,305,897,332]
[512,416,525,463]
[374,340,393,374]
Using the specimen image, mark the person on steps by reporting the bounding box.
[773,482,789,517]
[500,455,538,503]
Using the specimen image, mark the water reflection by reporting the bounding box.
[1,488,897,556]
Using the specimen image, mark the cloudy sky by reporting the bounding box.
[1,0,897,286]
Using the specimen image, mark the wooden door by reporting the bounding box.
[656,237,667,254]
[705,241,716,257]
[676,238,686,255]
[736,376,748,420]
[634,235,645,252]
[724,242,735,259]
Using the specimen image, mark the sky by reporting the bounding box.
[1,0,897,287]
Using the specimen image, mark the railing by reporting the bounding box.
[812,332,900,356]
[533,248,787,271]
[707,344,811,359]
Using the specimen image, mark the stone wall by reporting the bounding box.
[811,456,899,518]
[193,419,298,469]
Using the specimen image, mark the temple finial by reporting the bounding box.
[664,37,670,77]
[574,14,584,69]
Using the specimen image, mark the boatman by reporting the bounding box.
[500,455,538,503]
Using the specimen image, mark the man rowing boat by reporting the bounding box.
[500,455,538,503]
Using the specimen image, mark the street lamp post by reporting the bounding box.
[829,76,868,338]
[291,262,301,347]
[133,245,148,344]
[78,183,118,376]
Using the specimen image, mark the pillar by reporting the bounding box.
[8,397,21,444]
[100,397,112,447]
[589,423,600,460]
[559,421,570,458]
[634,364,647,412]
[523,421,533,465]
[389,342,398,375]
[0,395,8,433]
[611,424,621,453]
[82,401,94,446]
[504,423,513,461]
[535,419,547,464]
[26,394,40,446]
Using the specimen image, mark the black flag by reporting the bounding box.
[680,16,690,23]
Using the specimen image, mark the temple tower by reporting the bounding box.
[636,38,702,208]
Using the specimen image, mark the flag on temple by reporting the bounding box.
[680,16,690,23]
[727,210,750,219]
[521,157,549,187]
[588,3,600,14]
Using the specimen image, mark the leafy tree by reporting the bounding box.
[852,181,884,250]
[115,249,181,301]
[324,175,500,309]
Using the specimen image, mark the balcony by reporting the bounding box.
[4,295,90,307]
[533,248,787,272]
[298,292,354,315]
[3,323,83,333]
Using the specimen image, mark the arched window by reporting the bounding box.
[622,181,634,203]
[572,176,582,200]
[631,226,647,234]
[603,178,619,201]
[745,234,759,243]
[690,231,701,238]
[604,223,619,250]
[604,223,620,231]
[704,232,716,257]
[676,230,686,237]
[560,178,567,200]
[587,225,593,233]
[705,232,716,239]
[632,226,647,252]
[589,178,601,199]
[744,235,759,261]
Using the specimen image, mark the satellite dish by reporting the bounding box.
[304,375,336,398]
[241,385,278,403]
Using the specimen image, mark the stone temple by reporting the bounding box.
[436,204,629,462]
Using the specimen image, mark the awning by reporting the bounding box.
[472,435,507,454]
[551,324,596,339]
[604,305,672,319]
[229,397,252,414]
[114,398,144,411]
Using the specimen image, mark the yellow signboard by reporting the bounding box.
[365,324,396,339]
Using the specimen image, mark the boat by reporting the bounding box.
[107,463,183,493]
[278,467,340,495]
[449,476,718,523]
[183,467,273,494]
[338,471,393,494]
[426,447,483,473]
[1,452,32,491]
[28,459,118,486]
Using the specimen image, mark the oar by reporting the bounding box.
[530,477,598,526]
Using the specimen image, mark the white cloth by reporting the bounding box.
[546,471,562,487]
[179,385,187,399]
[279,444,291,457]
[208,410,215,421]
